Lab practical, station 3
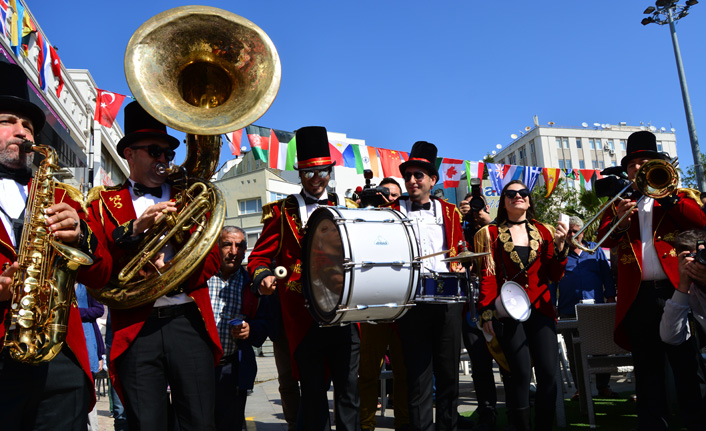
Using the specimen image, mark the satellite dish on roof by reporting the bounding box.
[649,126,657,132]
[511,134,518,139]
[671,128,676,132]
[593,123,601,127]
[582,122,588,128]
[496,144,502,149]
[660,127,666,132]
[525,126,531,131]
[548,121,555,126]
[492,150,497,155]
[605,123,611,129]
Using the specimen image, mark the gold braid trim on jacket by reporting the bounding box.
[474,225,494,276]
[678,188,702,207]
[56,182,87,212]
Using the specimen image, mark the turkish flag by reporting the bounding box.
[49,45,64,97]
[94,89,126,128]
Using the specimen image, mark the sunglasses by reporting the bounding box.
[504,188,530,199]
[403,171,427,182]
[130,145,176,161]
[303,169,331,179]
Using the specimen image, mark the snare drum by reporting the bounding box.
[302,207,420,325]
[415,272,468,303]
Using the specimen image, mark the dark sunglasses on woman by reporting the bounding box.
[504,188,530,199]
[130,144,176,162]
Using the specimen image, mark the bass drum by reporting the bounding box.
[302,207,420,325]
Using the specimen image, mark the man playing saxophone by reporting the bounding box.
[85,101,222,430]
[0,62,112,430]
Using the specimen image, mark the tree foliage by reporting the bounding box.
[531,177,607,242]
[681,153,706,189]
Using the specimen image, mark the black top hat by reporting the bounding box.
[399,141,439,178]
[294,126,335,170]
[0,62,46,133]
[620,131,669,169]
[116,101,180,158]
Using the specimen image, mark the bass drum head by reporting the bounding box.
[302,208,346,323]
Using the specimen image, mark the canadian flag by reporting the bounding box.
[94,89,126,128]
[439,158,464,188]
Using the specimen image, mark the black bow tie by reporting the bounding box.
[304,196,328,206]
[0,165,32,186]
[133,183,163,198]
[410,201,431,211]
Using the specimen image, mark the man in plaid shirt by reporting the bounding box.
[208,226,272,430]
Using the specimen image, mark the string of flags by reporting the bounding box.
[233,126,604,198]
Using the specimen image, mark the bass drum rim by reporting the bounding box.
[302,207,349,325]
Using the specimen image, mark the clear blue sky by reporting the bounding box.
[28,0,706,171]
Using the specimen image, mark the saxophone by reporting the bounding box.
[3,141,93,364]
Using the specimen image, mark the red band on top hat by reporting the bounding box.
[133,128,169,135]
[298,157,334,169]
[409,157,431,163]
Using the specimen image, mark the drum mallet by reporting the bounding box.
[274,266,288,279]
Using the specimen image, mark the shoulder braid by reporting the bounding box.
[474,225,494,276]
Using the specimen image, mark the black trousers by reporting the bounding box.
[116,303,216,431]
[494,311,557,431]
[461,314,497,416]
[399,302,462,431]
[623,284,706,431]
[214,357,248,431]
[0,346,91,431]
[293,323,360,431]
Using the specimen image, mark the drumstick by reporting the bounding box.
[416,249,452,261]
[274,266,288,279]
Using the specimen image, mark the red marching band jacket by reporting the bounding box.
[597,189,706,350]
[249,194,365,377]
[85,182,223,396]
[0,181,113,409]
[475,220,567,320]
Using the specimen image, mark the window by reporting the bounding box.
[556,137,562,149]
[579,160,585,169]
[595,139,601,149]
[620,139,627,150]
[607,139,615,150]
[565,159,572,170]
[610,160,617,167]
[558,160,565,170]
[563,138,569,149]
[657,141,663,152]
[530,141,535,154]
[598,161,605,169]
[269,192,288,202]
[246,232,260,248]
[576,138,582,149]
[519,147,526,162]
[588,139,595,150]
[239,198,262,215]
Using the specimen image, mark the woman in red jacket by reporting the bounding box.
[475,180,568,431]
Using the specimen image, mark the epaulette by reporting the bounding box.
[260,201,279,224]
[536,220,556,237]
[86,184,122,205]
[56,182,86,211]
[474,225,494,276]
[678,187,702,206]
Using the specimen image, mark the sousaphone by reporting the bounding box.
[90,6,281,308]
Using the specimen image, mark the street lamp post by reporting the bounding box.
[642,0,705,192]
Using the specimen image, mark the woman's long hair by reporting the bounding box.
[496,179,535,224]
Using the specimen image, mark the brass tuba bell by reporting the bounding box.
[90,6,280,309]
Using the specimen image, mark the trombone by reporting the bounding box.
[571,157,679,253]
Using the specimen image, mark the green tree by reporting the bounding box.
[681,153,706,189]
[531,178,607,242]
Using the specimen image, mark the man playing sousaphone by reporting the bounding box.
[0,62,111,430]
[86,101,222,430]
[475,180,568,431]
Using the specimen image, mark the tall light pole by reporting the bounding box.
[642,0,705,192]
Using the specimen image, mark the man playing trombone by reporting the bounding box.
[597,131,706,431]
